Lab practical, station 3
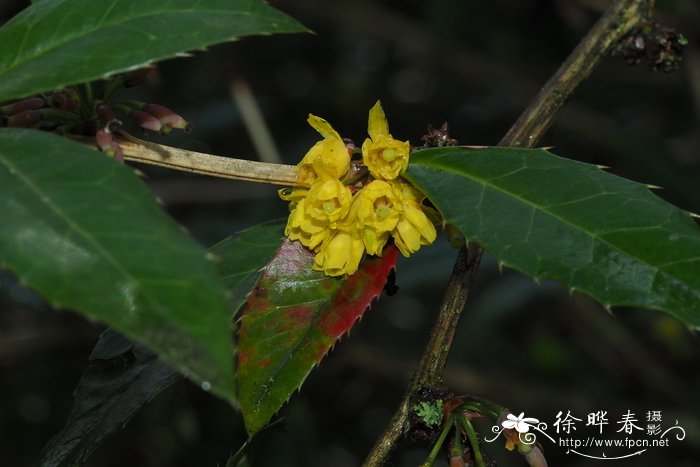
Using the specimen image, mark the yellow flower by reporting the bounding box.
[284,179,352,250]
[361,101,410,180]
[279,100,441,276]
[306,178,353,225]
[296,114,351,185]
[285,199,328,250]
[349,180,402,255]
[313,228,365,276]
[392,181,437,256]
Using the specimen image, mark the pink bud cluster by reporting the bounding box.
[130,103,191,134]
[2,97,45,128]
[1,65,190,165]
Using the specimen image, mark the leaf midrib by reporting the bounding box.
[0,153,161,313]
[412,157,689,302]
[3,6,279,75]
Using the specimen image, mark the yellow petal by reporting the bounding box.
[308,114,342,140]
[361,135,409,180]
[393,218,422,256]
[278,187,308,202]
[367,101,389,141]
[363,228,390,256]
[404,201,437,243]
[313,230,365,276]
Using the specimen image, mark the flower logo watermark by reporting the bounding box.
[485,412,556,446]
[502,412,540,433]
[484,409,687,461]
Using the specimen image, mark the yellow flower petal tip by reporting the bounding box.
[296,113,351,184]
[308,114,341,141]
[362,101,410,180]
[367,100,389,141]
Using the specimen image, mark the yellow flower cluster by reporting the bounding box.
[280,101,437,276]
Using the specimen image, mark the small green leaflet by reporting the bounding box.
[406,147,700,326]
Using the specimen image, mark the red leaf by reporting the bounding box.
[237,239,398,434]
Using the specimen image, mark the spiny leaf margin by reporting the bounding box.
[237,239,399,434]
[0,0,308,101]
[406,146,700,326]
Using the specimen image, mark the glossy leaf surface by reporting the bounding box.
[0,128,235,402]
[238,240,399,434]
[36,222,283,466]
[406,147,700,326]
[0,0,306,101]
[209,220,285,316]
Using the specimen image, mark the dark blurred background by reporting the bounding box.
[1,0,699,466]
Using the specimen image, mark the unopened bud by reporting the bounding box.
[343,138,356,157]
[523,445,548,467]
[97,104,122,132]
[444,224,465,249]
[131,109,162,132]
[49,91,77,112]
[110,140,124,163]
[2,97,45,115]
[95,129,124,163]
[96,128,114,153]
[143,103,191,131]
[7,109,42,128]
[518,441,534,455]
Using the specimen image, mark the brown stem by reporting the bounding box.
[86,132,298,186]
[119,133,297,185]
[363,1,653,465]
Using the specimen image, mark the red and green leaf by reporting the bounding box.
[237,239,398,434]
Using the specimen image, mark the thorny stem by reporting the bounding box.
[363,0,654,465]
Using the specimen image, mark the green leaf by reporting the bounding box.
[36,222,283,466]
[209,220,285,316]
[238,239,399,434]
[406,147,700,326]
[0,0,307,102]
[0,128,234,403]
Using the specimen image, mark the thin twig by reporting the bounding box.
[114,132,298,185]
[363,0,653,465]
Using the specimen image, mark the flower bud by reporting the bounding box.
[7,109,42,128]
[48,91,77,112]
[523,445,548,467]
[143,103,191,131]
[131,109,162,132]
[96,128,114,153]
[2,97,45,115]
[110,140,125,163]
[95,129,124,163]
[444,223,465,249]
[97,104,122,132]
